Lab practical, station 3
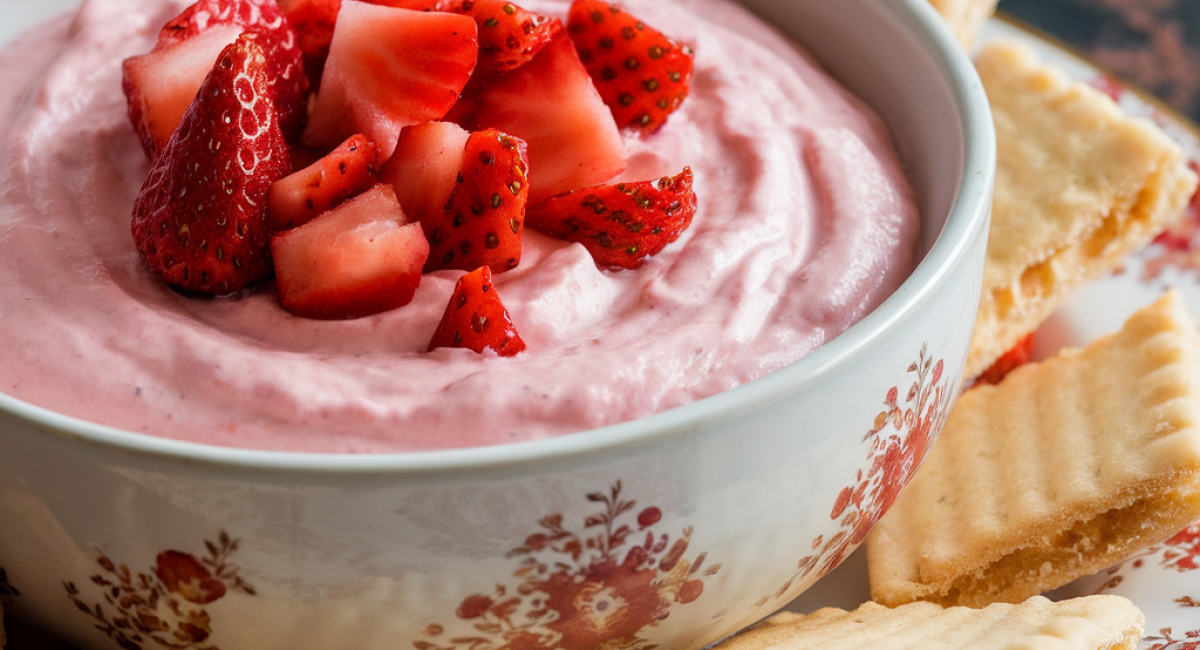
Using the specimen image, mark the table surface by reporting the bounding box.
[4,0,1199,647]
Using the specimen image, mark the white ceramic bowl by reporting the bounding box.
[0,1,993,649]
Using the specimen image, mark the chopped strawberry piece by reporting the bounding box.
[366,0,441,8]
[567,0,694,134]
[276,0,341,86]
[272,184,430,319]
[123,25,244,159]
[526,167,696,269]
[155,0,309,142]
[423,129,529,274]
[266,133,381,231]
[131,35,291,294]
[975,332,1037,386]
[443,0,562,76]
[380,121,471,225]
[428,266,525,356]
[302,1,479,159]
[459,33,626,203]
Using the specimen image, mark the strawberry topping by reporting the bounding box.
[428,266,526,356]
[131,34,292,295]
[266,133,382,231]
[567,0,694,134]
[526,167,696,269]
[443,0,563,76]
[423,129,530,274]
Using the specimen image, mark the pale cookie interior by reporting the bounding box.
[966,42,1198,379]
[711,596,1143,650]
[926,0,998,51]
[867,292,1200,607]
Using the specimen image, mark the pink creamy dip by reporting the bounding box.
[0,0,919,453]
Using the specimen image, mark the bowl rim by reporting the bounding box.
[0,0,996,475]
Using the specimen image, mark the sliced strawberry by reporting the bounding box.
[122,24,244,159]
[423,129,529,274]
[526,167,696,269]
[157,0,309,142]
[567,0,694,134]
[975,332,1037,386]
[276,0,341,86]
[131,35,291,294]
[442,0,562,76]
[302,1,479,159]
[366,0,441,8]
[266,133,381,231]
[380,121,471,226]
[460,33,625,203]
[272,184,430,319]
[428,266,526,356]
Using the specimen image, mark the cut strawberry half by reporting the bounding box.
[459,33,626,203]
[302,1,479,159]
[380,121,471,226]
[131,35,292,294]
[428,266,526,356]
[443,0,562,76]
[567,0,694,134]
[266,133,382,231]
[423,129,529,274]
[272,184,430,319]
[526,167,696,269]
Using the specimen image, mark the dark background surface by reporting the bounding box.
[6,0,1200,648]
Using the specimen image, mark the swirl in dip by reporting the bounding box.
[0,0,919,453]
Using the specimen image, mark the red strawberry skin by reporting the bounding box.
[443,0,562,76]
[428,266,526,356]
[381,121,471,226]
[131,35,292,295]
[567,0,694,134]
[526,167,696,269]
[276,0,341,85]
[266,133,381,231]
[424,129,529,274]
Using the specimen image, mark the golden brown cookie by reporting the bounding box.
[712,596,1142,650]
[966,42,1198,379]
[926,0,998,51]
[867,291,1200,607]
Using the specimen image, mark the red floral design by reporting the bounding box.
[1142,160,1200,280]
[763,344,953,603]
[1146,628,1200,650]
[417,481,719,650]
[64,531,254,650]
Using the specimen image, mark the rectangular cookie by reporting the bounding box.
[965,41,1198,379]
[867,291,1200,607]
[926,0,998,51]
[712,596,1143,650]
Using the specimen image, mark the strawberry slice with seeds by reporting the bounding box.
[131,35,292,294]
[459,33,626,203]
[266,133,381,231]
[381,121,471,226]
[526,167,696,270]
[428,266,526,356]
[567,0,694,134]
[443,0,562,76]
[302,1,479,159]
[272,184,429,319]
[423,129,529,274]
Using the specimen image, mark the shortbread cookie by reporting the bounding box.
[965,42,1198,379]
[711,596,1142,650]
[867,292,1200,607]
[926,0,998,51]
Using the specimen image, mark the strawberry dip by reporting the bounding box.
[0,0,919,453]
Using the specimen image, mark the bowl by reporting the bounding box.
[0,0,994,648]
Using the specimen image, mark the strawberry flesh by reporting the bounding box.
[272,184,429,319]
[567,0,694,134]
[423,129,529,274]
[266,133,381,231]
[443,0,562,76]
[276,0,342,86]
[428,266,526,356]
[381,121,471,226]
[526,167,696,269]
[131,35,292,294]
[303,1,479,159]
